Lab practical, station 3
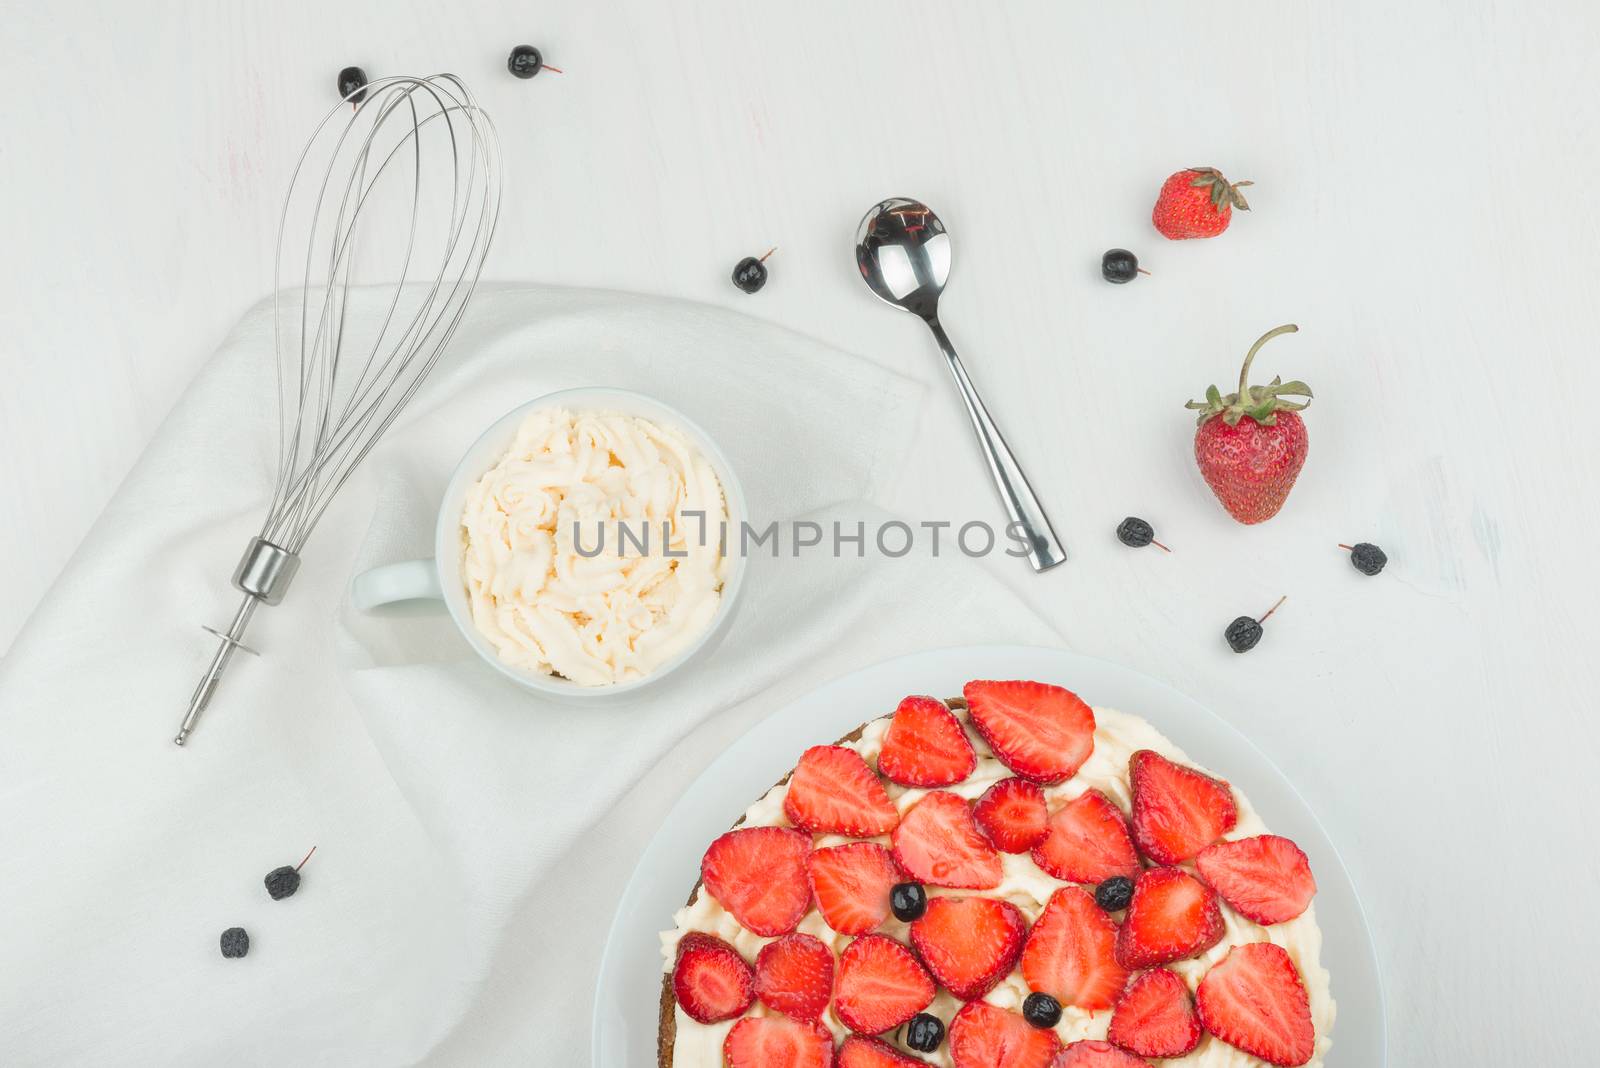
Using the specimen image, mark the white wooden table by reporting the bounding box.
[4,1,1596,1063]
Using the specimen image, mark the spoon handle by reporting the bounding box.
[925,317,1067,572]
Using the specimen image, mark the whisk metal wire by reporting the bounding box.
[175,74,501,746]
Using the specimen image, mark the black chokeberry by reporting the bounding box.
[220,927,250,959]
[903,1012,945,1052]
[266,846,316,899]
[1022,991,1062,1028]
[1342,542,1387,576]
[1116,516,1169,552]
[337,66,369,104]
[1094,875,1135,912]
[1101,248,1146,284]
[1224,616,1263,653]
[1225,595,1286,653]
[264,866,301,900]
[508,45,560,79]
[890,881,928,922]
[731,248,775,294]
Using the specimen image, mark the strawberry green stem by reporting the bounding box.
[1239,324,1300,397]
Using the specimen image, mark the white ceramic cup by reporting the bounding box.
[351,387,748,700]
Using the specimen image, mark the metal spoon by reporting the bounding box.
[854,198,1067,571]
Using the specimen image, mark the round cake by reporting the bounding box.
[659,679,1335,1067]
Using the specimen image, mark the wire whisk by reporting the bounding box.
[175,74,501,746]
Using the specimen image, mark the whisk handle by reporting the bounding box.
[174,538,300,746]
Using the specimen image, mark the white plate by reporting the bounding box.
[592,644,1386,1066]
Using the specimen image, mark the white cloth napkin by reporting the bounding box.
[0,284,1056,1066]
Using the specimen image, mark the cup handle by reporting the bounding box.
[351,558,444,610]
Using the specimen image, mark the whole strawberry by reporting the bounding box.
[1186,324,1312,524]
[1153,167,1252,239]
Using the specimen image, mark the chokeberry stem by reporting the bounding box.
[296,845,317,871]
[545,65,564,74]
[1238,324,1300,397]
[1152,539,1171,553]
[1137,268,1151,276]
[759,247,776,263]
[1257,595,1287,623]
[1337,543,1354,551]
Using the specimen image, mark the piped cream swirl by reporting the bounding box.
[459,407,728,685]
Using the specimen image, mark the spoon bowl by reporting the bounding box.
[855,198,952,319]
[854,198,1067,572]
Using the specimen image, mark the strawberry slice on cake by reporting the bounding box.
[754,933,834,1021]
[1021,885,1129,1010]
[891,791,1003,889]
[973,776,1049,853]
[1106,966,1202,1058]
[949,1000,1061,1068]
[1196,942,1316,1066]
[723,1015,834,1068]
[877,695,977,787]
[670,932,755,1024]
[964,679,1096,784]
[807,841,903,935]
[1196,833,1317,925]
[1129,750,1237,865]
[834,933,936,1035]
[1031,788,1141,884]
[785,744,900,836]
[910,894,1025,1001]
[700,826,812,937]
[1115,866,1225,970]
[837,1035,932,1067]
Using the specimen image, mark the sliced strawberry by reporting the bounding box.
[1196,942,1315,1066]
[834,934,936,1035]
[837,1034,931,1067]
[1020,886,1129,1011]
[878,695,977,787]
[808,841,902,935]
[1031,789,1141,884]
[1196,834,1317,925]
[701,826,812,937]
[1128,750,1237,865]
[755,933,834,1021]
[785,744,901,837]
[1050,1040,1150,1067]
[909,895,1025,1001]
[1106,967,1201,1058]
[1115,867,1225,970]
[724,1014,835,1068]
[891,792,1003,889]
[963,679,1096,784]
[671,932,755,1024]
[973,777,1049,853]
[948,1000,1061,1068]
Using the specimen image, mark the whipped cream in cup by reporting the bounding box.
[352,388,747,700]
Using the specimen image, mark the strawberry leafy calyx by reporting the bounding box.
[1186,324,1312,427]
[1188,167,1253,212]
